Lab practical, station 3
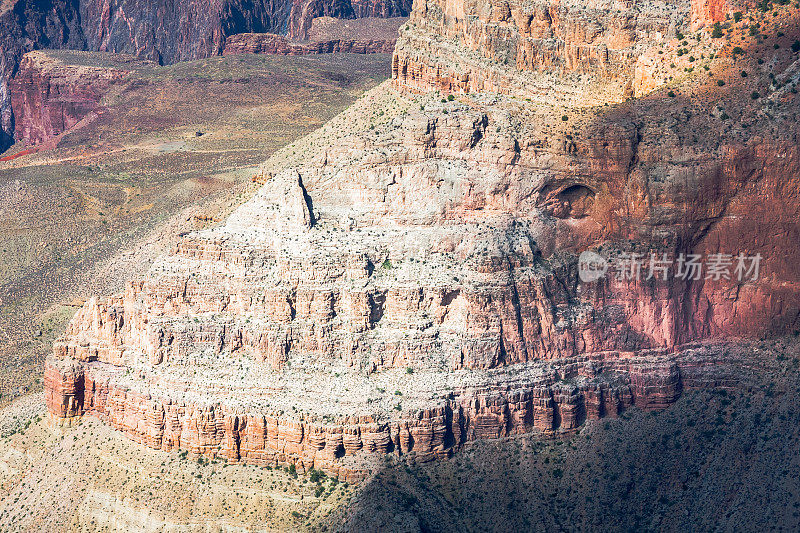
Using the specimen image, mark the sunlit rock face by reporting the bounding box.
[46,0,800,477]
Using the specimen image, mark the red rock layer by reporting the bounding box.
[10,52,128,146]
[45,348,734,481]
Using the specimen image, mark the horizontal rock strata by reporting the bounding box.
[45,346,736,481]
[223,33,396,56]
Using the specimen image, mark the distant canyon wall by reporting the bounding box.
[9,51,129,146]
[0,0,412,152]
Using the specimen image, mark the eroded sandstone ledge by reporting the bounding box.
[45,345,736,482]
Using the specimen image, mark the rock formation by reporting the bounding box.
[223,16,406,56]
[0,0,85,151]
[10,50,133,146]
[223,33,396,56]
[46,0,800,479]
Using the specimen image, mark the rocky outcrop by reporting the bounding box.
[45,0,800,477]
[45,345,736,481]
[0,0,85,152]
[287,0,411,41]
[223,16,405,56]
[9,50,131,146]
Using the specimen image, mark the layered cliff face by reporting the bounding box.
[288,0,413,40]
[46,0,800,478]
[0,0,413,152]
[392,0,757,101]
[9,50,132,146]
[222,17,406,56]
[0,0,85,152]
[392,0,681,102]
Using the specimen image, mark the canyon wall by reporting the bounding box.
[0,0,412,152]
[391,0,684,101]
[223,16,405,56]
[223,33,396,55]
[391,0,756,101]
[9,51,130,145]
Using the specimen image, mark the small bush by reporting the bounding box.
[668,90,676,97]
[711,23,723,38]
[309,469,327,483]
[751,91,761,99]
[717,79,726,86]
